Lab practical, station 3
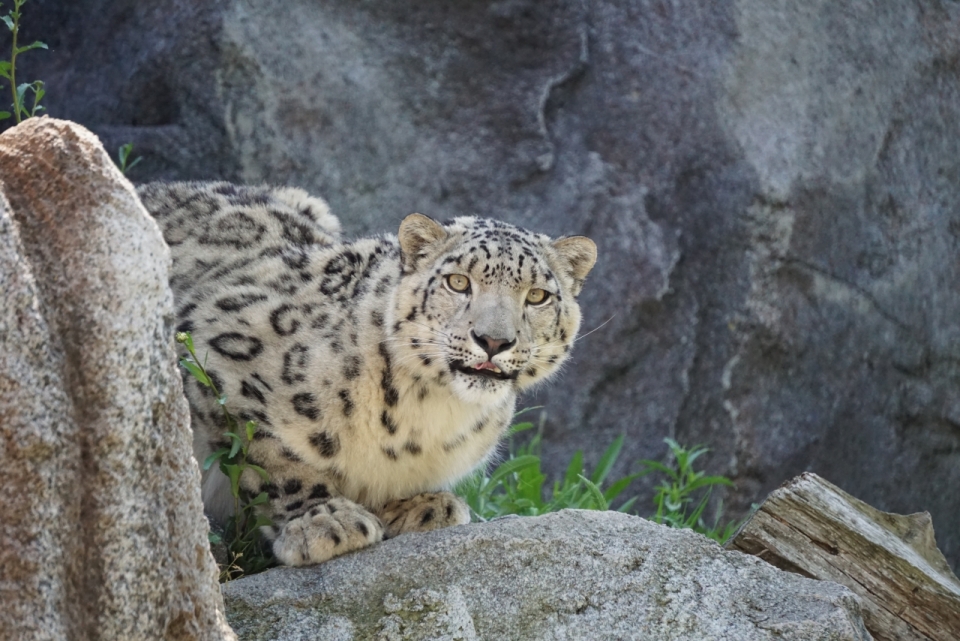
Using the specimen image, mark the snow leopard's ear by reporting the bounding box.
[551,236,597,295]
[399,213,447,271]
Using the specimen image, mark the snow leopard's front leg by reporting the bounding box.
[270,496,384,566]
[250,466,384,566]
[378,491,471,538]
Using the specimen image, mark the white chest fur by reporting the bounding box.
[336,373,513,508]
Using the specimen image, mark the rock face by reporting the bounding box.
[0,118,235,641]
[223,510,872,641]
[23,1,960,570]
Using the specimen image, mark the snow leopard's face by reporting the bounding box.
[390,214,596,405]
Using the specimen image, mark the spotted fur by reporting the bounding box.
[139,181,597,566]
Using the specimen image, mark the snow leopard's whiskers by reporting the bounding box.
[392,350,449,370]
[531,313,617,354]
[406,319,453,341]
[378,335,449,352]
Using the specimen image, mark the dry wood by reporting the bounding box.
[727,472,960,641]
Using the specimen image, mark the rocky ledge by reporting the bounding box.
[223,510,871,641]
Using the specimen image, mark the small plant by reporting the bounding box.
[457,412,644,520]
[639,438,741,542]
[457,418,743,543]
[117,142,142,174]
[0,0,47,123]
[175,331,274,581]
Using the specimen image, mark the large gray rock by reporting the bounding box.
[0,118,235,641]
[223,510,872,640]
[24,1,960,570]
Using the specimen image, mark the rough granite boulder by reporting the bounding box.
[0,118,235,641]
[223,510,871,641]
[23,0,960,571]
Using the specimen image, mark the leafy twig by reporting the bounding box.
[175,331,274,581]
[0,0,48,123]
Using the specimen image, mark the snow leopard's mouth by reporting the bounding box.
[450,360,518,381]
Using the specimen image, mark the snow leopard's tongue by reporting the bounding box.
[474,361,502,373]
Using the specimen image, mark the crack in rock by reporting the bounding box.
[535,1,590,172]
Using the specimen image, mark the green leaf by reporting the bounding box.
[202,447,229,471]
[639,459,675,478]
[252,515,273,529]
[512,405,543,418]
[602,473,642,502]
[0,111,10,120]
[179,358,211,387]
[686,492,712,527]
[487,455,540,487]
[683,474,734,492]
[515,468,546,505]
[562,450,584,489]
[2,15,13,31]
[208,532,222,544]
[227,435,242,459]
[683,447,709,468]
[577,475,608,510]
[508,421,534,435]
[663,437,681,453]
[246,464,270,481]
[591,434,624,485]
[245,420,256,441]
[224,464,242,497]
[249,491,270,506]
[617,496,639,513]
[15,40,47,54]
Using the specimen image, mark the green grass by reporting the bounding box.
[117,142,142,174]
[456,411,644,519]
[457,415,742,543]
[640,438,742,543]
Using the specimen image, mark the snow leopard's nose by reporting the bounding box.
[471,330,516,358]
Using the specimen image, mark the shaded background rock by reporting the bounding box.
[223,510,872,640]
[15,1,960,569]
[0,118,234,640]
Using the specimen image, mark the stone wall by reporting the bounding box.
[19,0,960,569]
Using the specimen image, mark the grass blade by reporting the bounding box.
[590,434,624,484]
[577,475,608,510]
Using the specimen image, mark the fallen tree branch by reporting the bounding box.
[728,472,960,641]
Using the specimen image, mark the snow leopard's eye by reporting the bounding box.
[525,288,550,305]
[446,274,471,293]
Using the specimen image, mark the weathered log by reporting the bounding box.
[728,472,960,641]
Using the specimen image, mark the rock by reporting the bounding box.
[24,1,960,571]
[223,510,871,641]
[0,118,235,641]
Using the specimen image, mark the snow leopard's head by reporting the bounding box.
[389,213,596,405]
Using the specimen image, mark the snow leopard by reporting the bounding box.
[139,181,597,566]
